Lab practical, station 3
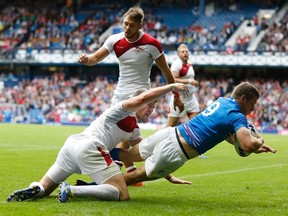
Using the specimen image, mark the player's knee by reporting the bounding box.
[119,190,130,201]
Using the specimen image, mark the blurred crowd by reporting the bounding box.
[0,72,287,131]
[0,0,287,131]
[1,0,287,58]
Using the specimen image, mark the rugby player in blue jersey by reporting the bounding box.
[114,82,277,184]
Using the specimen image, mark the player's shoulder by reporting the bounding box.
[173,58,183,65]
[107,32,125,42]
[141,32,161,45]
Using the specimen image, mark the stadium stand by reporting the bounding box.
[0,71,287,132]
[0,0,287,134]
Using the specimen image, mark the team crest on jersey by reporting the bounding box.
[135,46,144,52]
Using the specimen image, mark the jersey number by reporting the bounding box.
[202,102,220,116]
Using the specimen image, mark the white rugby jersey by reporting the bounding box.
[103,30,163,97]
[171,58,196,100]
[81,101,141,151]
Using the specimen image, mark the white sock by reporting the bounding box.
[29,182,45,197]
[71,184,120,201]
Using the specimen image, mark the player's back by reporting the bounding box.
[178,97,246,154]
[81,102,136,151]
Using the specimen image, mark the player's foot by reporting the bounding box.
[58,182,73,203]
[130,182,143,186]
[7,186,41,202]
[198,155,208,159]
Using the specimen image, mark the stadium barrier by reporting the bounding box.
[3,51,288,67]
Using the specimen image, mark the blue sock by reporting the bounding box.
[110,148,121,161]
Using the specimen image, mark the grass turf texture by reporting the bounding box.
[0,123,287,216]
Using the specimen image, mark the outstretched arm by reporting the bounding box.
[235,127,277,154]
[77,47,110,66]
[123,83,189,113]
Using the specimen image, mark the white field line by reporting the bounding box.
[145,164,288,184]
[0,143,60,151]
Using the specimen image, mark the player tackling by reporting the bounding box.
[111,82,277,185]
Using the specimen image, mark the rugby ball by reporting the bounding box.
[234,121,258,157]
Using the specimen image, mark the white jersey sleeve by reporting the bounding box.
[170,58,182,75]
[102,33,123,53]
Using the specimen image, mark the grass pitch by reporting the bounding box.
[0,123,287,216]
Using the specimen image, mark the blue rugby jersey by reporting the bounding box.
[177,97,247,154]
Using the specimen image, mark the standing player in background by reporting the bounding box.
[78,6,184,185]
[166,44,207,158]
[166,44,199,126]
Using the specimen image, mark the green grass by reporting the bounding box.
[0,123,288,216]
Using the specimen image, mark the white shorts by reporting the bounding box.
[47,134,121,184]
[139,127,188,179]
[168,94,200,117]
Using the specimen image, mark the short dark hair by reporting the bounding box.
[124,7,144,24]
[231,82,259,100]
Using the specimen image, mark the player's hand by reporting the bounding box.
[254,144,277,154]
[165,175,192,185]
[171,83,189,98]
[191,80,199,87]
[78,54,89,64]
[173,96,184,112]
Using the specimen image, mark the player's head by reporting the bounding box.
[177,44,189,62]
[132,89,156,123]
[123,7,144,41]
[231,82,260,116]
[124,7,144,24]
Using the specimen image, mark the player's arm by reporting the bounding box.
[172,72,198,87]
[77,47,110,66]
[235,127,265,153]
[154,55,185,112]
[225,133,236,144]
[122,83,188,113]
[155,54,176,84]
[128,138,142,147]
[165,174,192,185]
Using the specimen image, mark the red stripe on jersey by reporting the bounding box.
[97,146,113,166]
[116,116,139,132]
[179,63,192,77]
[113,33,163,58]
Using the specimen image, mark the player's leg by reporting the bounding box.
[116,141,143,186]
[124,162,149,185]
[7,163,71,202]
[144,127,189,179]
[7,134,75,202]
[58,162,128,202]
[58,143,129,202]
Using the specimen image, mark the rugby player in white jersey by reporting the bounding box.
[166,44,200,126]
[78,6,182,108]
[7,83,189,203]
[78,6,184,182]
